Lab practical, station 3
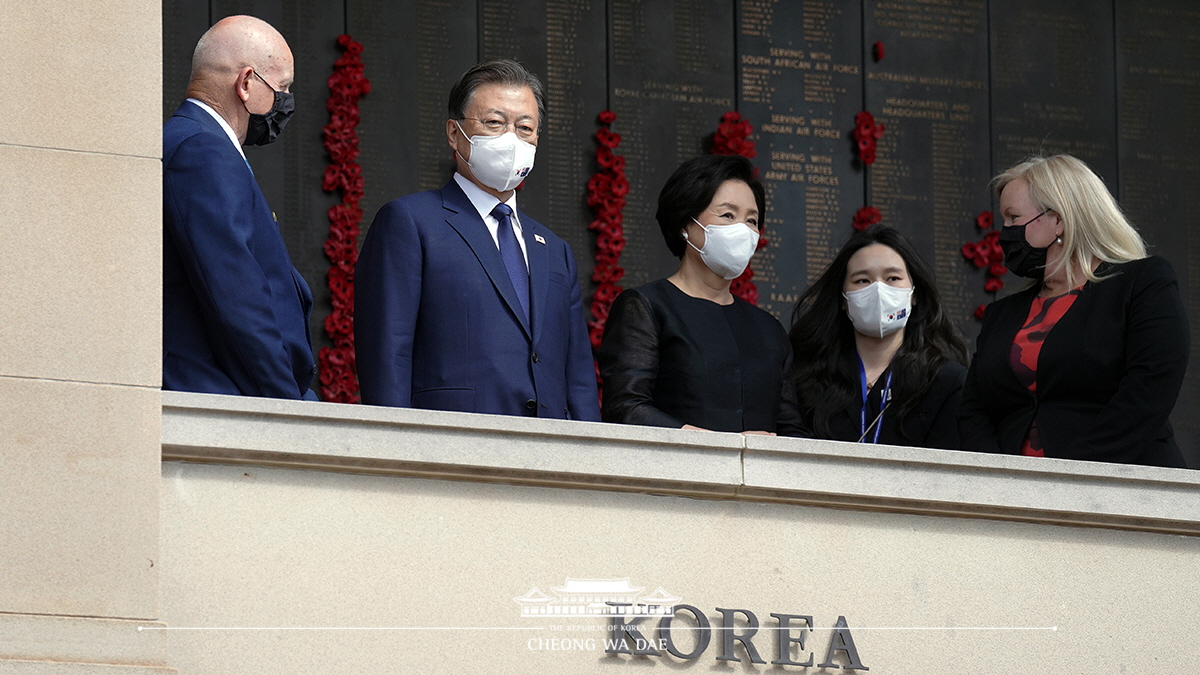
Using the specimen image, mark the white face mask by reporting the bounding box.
[455,120,536,192]
[684,218,759,280]
[844,282,913,338]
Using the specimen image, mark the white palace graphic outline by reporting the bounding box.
[514,578,682,618]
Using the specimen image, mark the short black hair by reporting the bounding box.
[447,59,545,130]
[655,154,766,258]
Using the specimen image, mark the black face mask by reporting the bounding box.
[998,210,1052,279]
[243,71,295,146]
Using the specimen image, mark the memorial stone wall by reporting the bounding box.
[163,0,1200,464]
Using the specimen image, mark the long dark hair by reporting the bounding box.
[788,225,968,439]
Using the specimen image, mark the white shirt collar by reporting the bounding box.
[453,172,517,221]
[187,98,247,161]
[453,173,527,263]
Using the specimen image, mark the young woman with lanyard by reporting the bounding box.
[785,225,968,448]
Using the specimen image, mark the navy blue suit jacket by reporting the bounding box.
[355,179,600,420]
[162,101,316,399]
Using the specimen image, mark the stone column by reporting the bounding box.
[0,2,169,672]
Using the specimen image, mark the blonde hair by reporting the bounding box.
[992,154,1145,288]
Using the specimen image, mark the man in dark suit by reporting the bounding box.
[356,60,600,420]
[163,15,317,400]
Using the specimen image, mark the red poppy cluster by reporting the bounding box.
[960,210,1006,319]
[851,111,885,166]
[586,111,629,364]
[712,111,757,158]
[852,206,882,232]
[710,111,766,305]
[318,34,371,403]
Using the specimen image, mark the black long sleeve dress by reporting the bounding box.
[597,279,805,434]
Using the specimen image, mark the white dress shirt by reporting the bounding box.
[453,172,529,265]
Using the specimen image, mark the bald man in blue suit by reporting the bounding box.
[356,60,599,420]
[163,16,316,399]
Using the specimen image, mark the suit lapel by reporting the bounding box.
[441,183,532,339]
[524,217,549,345]
[176,101,255,178]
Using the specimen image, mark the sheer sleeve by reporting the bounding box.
[596,290,685,428]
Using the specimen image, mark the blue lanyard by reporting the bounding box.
[857,356,892,444]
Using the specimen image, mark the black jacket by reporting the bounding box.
[793,359,965,449]
[959,256,1189,468]
[597,279,801,433]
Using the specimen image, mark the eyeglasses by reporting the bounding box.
[459,117,537,141]
[252,69,284,93]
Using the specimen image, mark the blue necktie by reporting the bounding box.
[491,203,530,322]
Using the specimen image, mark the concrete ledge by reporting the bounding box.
[0,613,168,672]
[742,435,1200,535]
[0,661,173,674]
[162,391,1200,536]
[161,391,743,498]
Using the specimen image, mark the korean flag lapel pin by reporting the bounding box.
[534,233,546,245]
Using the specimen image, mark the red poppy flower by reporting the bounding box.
[598,110,616,124]
[601,223,624,240]
[596,128,622,149]
[853,206,882,231]
[984,278,1004,293]
[591,263,623,284]
[976,211,994,229]
[873,41,885,62]
[323,239,355,262]
[597,232,626,255]
[588,325,605,350]
[587,174,611,193]
[974,304,987,320]
[594,283,620,304]
[595,250,619,267]
[989,263,1007,277]
[324,313,353,337]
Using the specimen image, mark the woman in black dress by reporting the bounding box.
[786,226,968,448]
[959,154,1188,467]
[597,154,800,434]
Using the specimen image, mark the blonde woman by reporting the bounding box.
[959,154,1189,467]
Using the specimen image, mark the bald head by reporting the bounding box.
[185,16,294,142]
[190,16,290,83]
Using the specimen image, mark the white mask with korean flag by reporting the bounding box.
[455,120,536,192]
[844,282,913,338]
